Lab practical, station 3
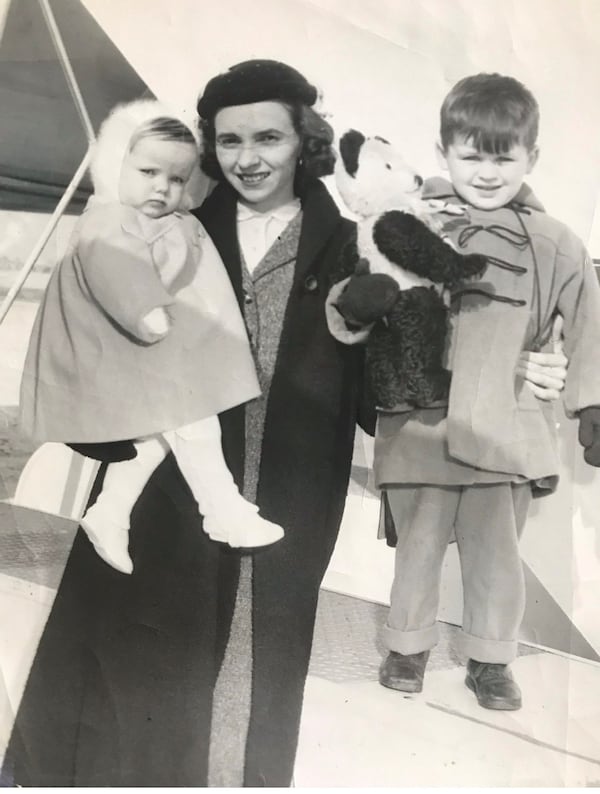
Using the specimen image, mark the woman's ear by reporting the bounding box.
[435,142,449,171]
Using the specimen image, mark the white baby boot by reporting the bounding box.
[204,500,284,549]
[80,504,134,574]
[165,417,284,550]
[77,436,168,574]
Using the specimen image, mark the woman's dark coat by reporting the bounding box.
[1,180,373,787]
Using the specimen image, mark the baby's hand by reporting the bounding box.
[139,306,171,342]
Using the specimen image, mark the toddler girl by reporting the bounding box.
[19,99,284,574]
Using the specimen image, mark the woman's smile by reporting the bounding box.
[215,101,301,213]
[236,171,270,186]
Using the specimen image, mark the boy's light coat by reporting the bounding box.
[375,177,600,492]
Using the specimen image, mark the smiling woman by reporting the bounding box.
[212,103,301,213]
[190,60,370,786]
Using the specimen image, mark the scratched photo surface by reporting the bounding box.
[0,0,599,787]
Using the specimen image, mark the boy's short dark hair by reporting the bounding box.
[440,73,539,153]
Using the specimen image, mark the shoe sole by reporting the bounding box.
[465,674,522,710]
[379,676,423,694]
[225,532,285,550]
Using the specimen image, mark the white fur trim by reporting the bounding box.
[90,99,200,204]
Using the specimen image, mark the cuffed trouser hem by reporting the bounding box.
[382,621,438,655]
[458,630,518,664]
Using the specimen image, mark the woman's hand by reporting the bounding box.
[517,315,568,401]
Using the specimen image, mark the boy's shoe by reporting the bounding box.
[379,650,430,693]
[465,660,522,710]
[80,510,133,574]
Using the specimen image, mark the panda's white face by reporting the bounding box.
[360,139,422,193]
[335,136,424,217]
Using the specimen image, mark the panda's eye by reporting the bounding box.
[385,163,392,170]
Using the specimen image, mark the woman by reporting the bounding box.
[1,60,568,788]
[192,60,376,786]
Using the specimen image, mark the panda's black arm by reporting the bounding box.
[373,211,487,287]
[329,235,361,286]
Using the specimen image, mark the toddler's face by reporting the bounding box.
[119,137,197,218]
[436,137,539,211]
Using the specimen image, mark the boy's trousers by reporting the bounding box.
[382,482,532,663]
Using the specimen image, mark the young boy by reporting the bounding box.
[375,73,600,710]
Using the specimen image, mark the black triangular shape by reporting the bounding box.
[0,0,152,212]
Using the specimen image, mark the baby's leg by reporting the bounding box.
[81,436,168,573]
[163,417,284,548]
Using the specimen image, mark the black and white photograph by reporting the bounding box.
[0,0,599,787]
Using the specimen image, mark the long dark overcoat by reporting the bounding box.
[1,180,374,787]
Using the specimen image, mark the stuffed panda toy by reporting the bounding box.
[332,129,487,409]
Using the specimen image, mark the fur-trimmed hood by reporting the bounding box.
[89,98,201,207]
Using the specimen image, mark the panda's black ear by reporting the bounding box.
[339,129,365,177]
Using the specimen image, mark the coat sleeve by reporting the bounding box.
[76,209,174,343]
[325,279,377,435]
[556,234,600,417]
[356,343,377,436]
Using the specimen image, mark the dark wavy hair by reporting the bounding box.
[198,101,335,195]
[440,73,539,154]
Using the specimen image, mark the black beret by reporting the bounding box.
[197,59,318,119]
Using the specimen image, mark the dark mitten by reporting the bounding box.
[68,441,137,463]
[578,406,600,467]
[335,273,400,326]
[460,252,488,280]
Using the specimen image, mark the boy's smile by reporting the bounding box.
[436,138,539,211]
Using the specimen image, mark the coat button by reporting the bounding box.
[304,275,318,292]
[244,291,253,304]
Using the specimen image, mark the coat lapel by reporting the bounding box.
[192,178,355,505]
[192,184,244,308]
[294,181,342,286]
[252,212,302,281]
[195,181,342,302]
[192,185,246,487]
